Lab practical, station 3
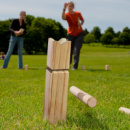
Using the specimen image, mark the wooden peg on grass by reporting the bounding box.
[25,65,28,70]
[105,65,109,70]
[82,65,86,70]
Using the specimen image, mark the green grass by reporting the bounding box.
[0,44,130,129]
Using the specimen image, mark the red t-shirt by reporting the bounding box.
[65,11,84,36]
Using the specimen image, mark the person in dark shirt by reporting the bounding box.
[1,11,26,69]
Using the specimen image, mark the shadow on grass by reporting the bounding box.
[86,69,107,72]
[67,111,108,129]
[105,46,130,49]
[28,67,46,70]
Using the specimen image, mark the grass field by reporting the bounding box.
[0,44,130,129]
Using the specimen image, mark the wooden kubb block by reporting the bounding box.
[47,38,71,70]
[43,69,69,123]
[43,38,71,124]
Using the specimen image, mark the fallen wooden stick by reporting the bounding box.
[119,107,130,114]
[69,86,97,108]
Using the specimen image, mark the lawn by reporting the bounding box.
[0,44,130,129]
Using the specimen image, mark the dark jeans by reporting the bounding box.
[67,32,84,69]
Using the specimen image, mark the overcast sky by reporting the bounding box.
[0,0,130,33]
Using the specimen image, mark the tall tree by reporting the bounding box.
[118,32,130,46]
[111,37,119,46]
[0,20,11,53]
[115,31,121,37]
[24,27,43,54]
[123,27,130,33]
[100,32,114,46]
[26,15,35,27]
[84,28,89,36]
[84,34,96,44]
[91,26,101,42]
[24,17,67,53]
[105,27,115,36]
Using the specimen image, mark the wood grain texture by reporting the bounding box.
[47,38,71,70]
[61,71,69,121]
[54,71,64,123]
[43,69,51,120]
[43,69,69,123]
[70,86,97,108]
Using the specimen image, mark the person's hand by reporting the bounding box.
[78,18,81,29]
[14,29,24,36]
[19,28,24,35]
[64,3,68,9]
[14,31,19,36]
[78,22,82,27]
[19,31,23,35]
[78,22,81,29]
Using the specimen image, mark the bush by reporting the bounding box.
[0,20,11,53]
[0,15,67,54]
[105,27,115,36]
[100,32,114,45]
[91,27,101,42]
[118,32,130,46]
[84,34,96,44]
[111,37,119,46]
[24,27,43,54]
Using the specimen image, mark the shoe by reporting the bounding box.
[71,68,77,70]
[19,68,23,69]
[0,67,5,69]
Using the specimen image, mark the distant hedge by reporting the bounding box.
[84,26,130,47]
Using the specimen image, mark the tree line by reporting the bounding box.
[0,15,130,55]
[84,26,130,47]
[0,15,67,54]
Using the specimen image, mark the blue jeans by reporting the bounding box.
[3,35,23,68]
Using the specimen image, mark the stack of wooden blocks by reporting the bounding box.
[43,38,71,124]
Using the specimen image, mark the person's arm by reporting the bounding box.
[9,20,15,33]
[80,20,84,26]
[78,13,85,28]
[9,19,19,36]
[62,3,68,20]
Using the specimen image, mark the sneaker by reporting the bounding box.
[71,68,77,70]
[0,67,5,69]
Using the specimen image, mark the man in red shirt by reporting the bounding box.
[62,2,84,70]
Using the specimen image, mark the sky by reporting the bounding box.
[0,0,130,33]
